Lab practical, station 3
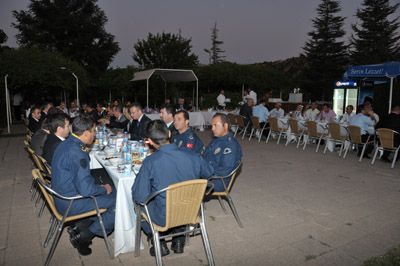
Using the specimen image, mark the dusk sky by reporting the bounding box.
[1,0,371,68]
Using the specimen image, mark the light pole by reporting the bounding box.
[60,67,79,107]
[4,74,11,133]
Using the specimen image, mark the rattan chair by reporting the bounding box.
[208,163,243,228]
[303,121,326,152]
[323,122,347,156]
[134,179,214,266]
[286,118,305,148]
[371,128,400,168]
[266,117,287,144]
[343,125,374,162]
[235,115,250,139]
[32,169,113,266]
[227,113,238,134]
[248,116,267,142]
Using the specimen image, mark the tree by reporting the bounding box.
[302,0,348,100]
[133,32,198,69]
[12,0,120,75]
[0,29,7,45]
[204,22,225,64]
[0,47,88,99]
[350,0,400,65]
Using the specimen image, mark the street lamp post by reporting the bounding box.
[60,67,79,107]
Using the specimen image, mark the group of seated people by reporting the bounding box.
[28,99,243,257]
[238,96,399,161]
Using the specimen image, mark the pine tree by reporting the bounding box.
[303,0,348,100]
[204,23,225,64]
[350,0,400,65]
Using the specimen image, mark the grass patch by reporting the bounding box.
[363,245,400,266]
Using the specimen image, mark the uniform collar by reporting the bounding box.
[180,127,192,135]
[216,132,233,141]
[70,133,84,145]
[159,143,178,152]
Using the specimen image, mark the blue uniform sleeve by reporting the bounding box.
[193,136,204,154]
[132,159,152,204]
[214,141,242,177]
[200,156,214,178]
[73,153,106,197]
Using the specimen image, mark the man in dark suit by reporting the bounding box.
[106,105,128,129]
[42,113,70,165]
[40,101,53,124]
[85,103,99,123]
[174,97,188,111]
[28,106,42,133]
[128,103,151,140]
[376,104,400,162]
[160,104,178,137]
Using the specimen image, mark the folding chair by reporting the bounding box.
[134,179,214,266]
[227,113,238,133]
[343,125,374,162]
[371,128,400,168]
[235,115,250,139]
[266,117,287,144]
[323,122,347,156]
[248,116,267,142]
[286,118,305,148]
[303,121,325,152]
[208,163,243,228]
[32,169,113,266]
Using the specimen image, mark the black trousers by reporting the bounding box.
[358,134,374,156]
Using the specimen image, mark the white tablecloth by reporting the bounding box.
[89,151,143,257]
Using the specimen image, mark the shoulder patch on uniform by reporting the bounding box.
[223,148,232,154]
[80,158,88,168]
[188,135,194,140]
[214,147,221,154]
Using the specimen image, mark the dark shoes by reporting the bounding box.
[171,238,185,254]
[67,226,94,256]
[148,238,185,257]
[381,157,391,163]
[149,240,170,257]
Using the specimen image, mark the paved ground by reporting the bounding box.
[1,125,400,266]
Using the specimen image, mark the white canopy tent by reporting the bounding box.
[130,68,199,109]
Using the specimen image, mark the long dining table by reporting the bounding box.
[89,149,143,257]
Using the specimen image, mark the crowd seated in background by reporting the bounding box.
[239,98,254,126]
[269,102,285,118]
[304,102,320,121]
[28,105,42,133]
[290,105,304,120]
[316,103,336,122]
[349,104,376,158]
[339,105,354,123]
[376,104,400,163]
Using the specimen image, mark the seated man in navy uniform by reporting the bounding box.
[132,120,213,256]
[171,110,204,154]
[52,114,116,256]
[203,113,243,192]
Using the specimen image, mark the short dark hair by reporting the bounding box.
[72,114,95,136]
[213,113,230,127]
[113,105,123,113]
[131,102,142,110]
[47,113,70,134]
[31,105,41,114]
[161,104,175,116]
[175,110,189,120]
[146,120,170,145]
[322,103,330,108]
